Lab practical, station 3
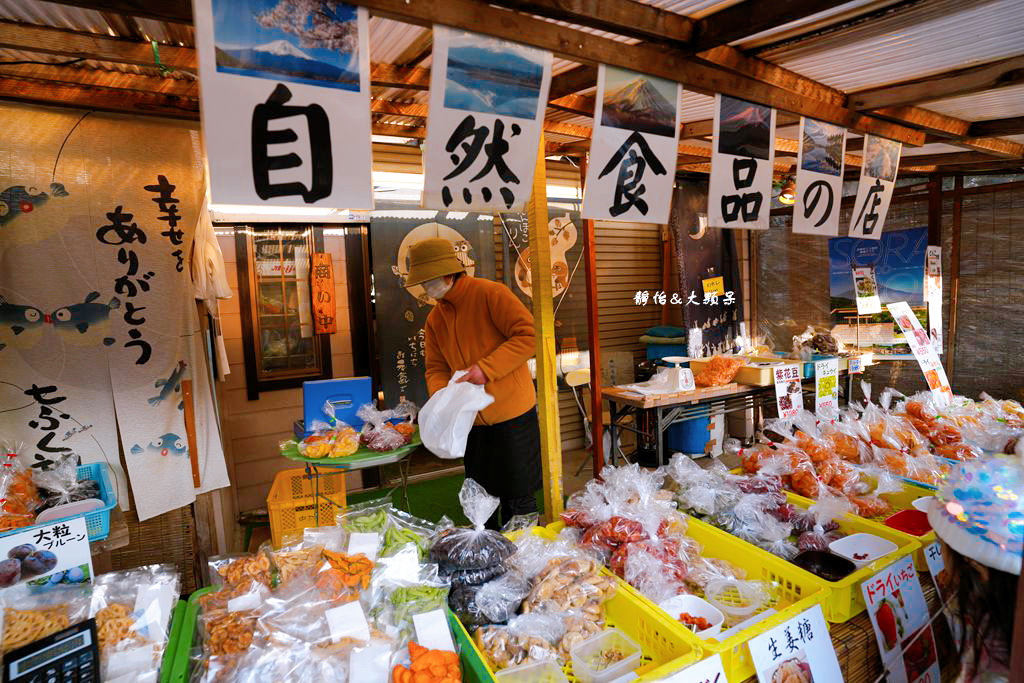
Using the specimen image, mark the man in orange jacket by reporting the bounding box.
[406,237,540,528]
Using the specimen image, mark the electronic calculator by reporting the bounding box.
[3,619,99,683]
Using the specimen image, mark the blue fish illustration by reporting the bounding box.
[130,433,187,457]
[0,296,44,336]
[0,183,68,227]
[149,360,187,409]
[50,291,120,334]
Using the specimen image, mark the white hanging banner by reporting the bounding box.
[582,65,681,223]
[853,266,882,314]
[848,135,902,240]
[887,301,953,405]
[792,117,846,236]
[422,26,552,212]
[709,94,777,230]
[924,246,942,353]
[193,0,373,209]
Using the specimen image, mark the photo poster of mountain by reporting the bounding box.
[848,134,903,241]
[193,0,373,209]
[709,93,777,230]
[581,65,681,223]
[828,226,927,326]
[422,27,552,212]
[792,117,847,236]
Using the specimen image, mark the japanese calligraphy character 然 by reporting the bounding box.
[854,178,885,235]
[802,179,835,228]
[721,158,763,223]
[653,291,667,305]
[442,115,520,208]
[634,290,649,306]
[597,131,667,217]
[686,291,699,306]
[252,84,332,203]
[723,290,736,305]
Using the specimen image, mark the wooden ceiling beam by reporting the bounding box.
[358,0,925,145]
[938,159,1024,172]
[41,0,192,25]
[968,116,1024,137]
[866,105,971,137]
[487,0,693,45]
[0,20,197,72]
[0,62,198,97]
[549,65,598,99]
[898,151,999,167]
[849,55,1024,110]
[681,112,802,139]
[954,136,1024,158]
[690,0,854,53]
[370,62,430,90]
[0,76,198,119]
[372,122,426,138]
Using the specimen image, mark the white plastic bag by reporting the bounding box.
[419,371,495,459]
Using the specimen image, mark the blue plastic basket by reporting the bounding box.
[0,463,118,542]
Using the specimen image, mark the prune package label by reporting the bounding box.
[193,0,374,209]
[709,94,777,230]
[422,26,553,212]
[0,517,92,592]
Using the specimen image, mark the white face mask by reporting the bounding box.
[423,276,452,301]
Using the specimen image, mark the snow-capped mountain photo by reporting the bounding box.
[212,0,360,91]
[600,66,677,137]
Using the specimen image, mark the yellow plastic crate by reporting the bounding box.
[465,527,701,682]
[788,481,937,571]
[266,467,346,548]
[550,519,830,683]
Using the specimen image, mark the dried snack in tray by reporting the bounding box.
[475,613,564,670]
[440,559,508,587]
[429,479,517,569]
[449,581,489,629]
[203,610,258,656]
[270,545,325,584]
[475,571,532,624]
[694,355,745,387]
[0,584,90,653]
[320,550,373,590]
[523,556,616,616]
[392,641,460,683]
[0,447,41,531]
[210,553,272,590]
[34,454,101,512]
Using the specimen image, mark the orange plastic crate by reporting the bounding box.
[266,467,346,548]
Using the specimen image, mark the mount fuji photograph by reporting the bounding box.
[600,66,677,137]
[443,32,545,119]
[212,0,360,91]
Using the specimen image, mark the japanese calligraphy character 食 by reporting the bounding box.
[597,131,667,217]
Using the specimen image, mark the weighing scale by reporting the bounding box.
[3,619,99,683]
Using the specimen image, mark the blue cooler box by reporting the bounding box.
[301,377,373,437]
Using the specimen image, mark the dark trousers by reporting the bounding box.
[463,407,541,530]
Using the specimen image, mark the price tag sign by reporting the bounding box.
[923,541,961,642]
[814,358,839,417]
[412,609,456,653]
[348,532,380,561]
[749,604,841,683]
[702,276,725,296]
[659,653,727,682]
[849,356,864,374]
[0,517,92,591]
[852,266,882,314]
[773,364,803,419]
[887,301,952,406]
[861,554,939,683]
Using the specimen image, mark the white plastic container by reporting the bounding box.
[495,660,569,683]
[570,629,642,683]
[912,496,933,513]
[658,594,725,639]
[829,532,899,568]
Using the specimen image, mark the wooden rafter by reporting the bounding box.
[954,137,1024,159]
[0,76,199,118]
[898,152,1003,167]
[370,63,430,90]
[44,0,192,25]
[487,0,693,45]
[0,20,197,72]
[849,55,1024,110]
[355,0,926,145]
[0,62,197,97]
[690,0,854,53]
[968,116,1024,137]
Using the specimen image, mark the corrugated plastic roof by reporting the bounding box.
[757,0,1024,92]
[921,83,1024,121]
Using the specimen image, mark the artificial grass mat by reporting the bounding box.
[347,473,544,526]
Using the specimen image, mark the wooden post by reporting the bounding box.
[578,155,605,476]
[926,174,941,246]
[527,135,564,520]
